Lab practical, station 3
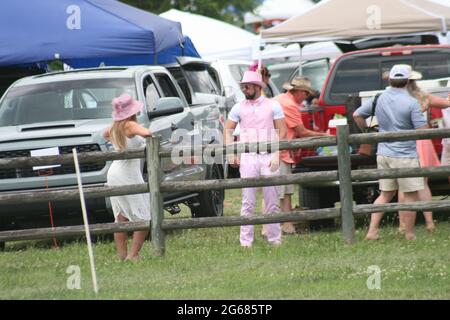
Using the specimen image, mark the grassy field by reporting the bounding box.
[0,188,449,299]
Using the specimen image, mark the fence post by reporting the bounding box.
[146,136,165,256]
[337,124,356,244]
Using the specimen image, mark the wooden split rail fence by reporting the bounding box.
[1,126,450,255]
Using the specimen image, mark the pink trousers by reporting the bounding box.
[239,153,281,246]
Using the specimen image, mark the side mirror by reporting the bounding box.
[147,97,184,119]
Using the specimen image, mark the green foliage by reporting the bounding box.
[119,0,262,26]
[0,188,449,299]
[47,60,64,72]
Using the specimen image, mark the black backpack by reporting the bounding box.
[367,93,381,132]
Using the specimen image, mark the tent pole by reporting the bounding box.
[179,38,185,57]
[258,32,263,71]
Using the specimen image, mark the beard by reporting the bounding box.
[244,92,257,100]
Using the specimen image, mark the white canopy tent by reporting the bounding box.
[160,9,258,61]
[254,0,315,21]
[258,42,341,63]
[161,9,338,63]
[262,0,450,43]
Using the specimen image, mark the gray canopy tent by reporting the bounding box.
[261,0,450,73]
[262,0,450,42]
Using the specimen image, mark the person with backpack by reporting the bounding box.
[353,64,428,241]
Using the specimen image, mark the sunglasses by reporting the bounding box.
[240,84,254,91]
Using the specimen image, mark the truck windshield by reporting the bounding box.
[0,78,136,126]
[183,64,219,95]
[325,50,450,105]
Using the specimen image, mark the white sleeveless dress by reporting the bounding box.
[107,135,151,222]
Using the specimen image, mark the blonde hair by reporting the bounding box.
[109,115,136,151]
[407,80,429,110]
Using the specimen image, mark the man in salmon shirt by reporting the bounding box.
[274,77,329,234]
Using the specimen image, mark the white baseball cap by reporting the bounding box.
[389,64,411,80]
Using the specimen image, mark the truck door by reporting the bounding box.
[174,58,224,169]
[140,72,195,182]
[175,57,224,107]
[153,71,205,182]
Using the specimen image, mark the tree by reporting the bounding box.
[119,0,262,26]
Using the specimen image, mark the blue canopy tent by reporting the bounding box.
[0,0,200,68]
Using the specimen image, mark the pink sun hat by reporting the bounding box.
[240,71,265,88]
[111,93,143,121]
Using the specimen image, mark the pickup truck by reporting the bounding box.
[0,65,224,231]
[290,45,450,211]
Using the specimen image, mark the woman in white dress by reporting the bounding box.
[104,93,152,261]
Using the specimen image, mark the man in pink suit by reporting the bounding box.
[224,71,287,248]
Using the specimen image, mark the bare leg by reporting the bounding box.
[401,191,419,240]
[398,191,406,233]
[114,214,128,260]
[418,179,435,233]
[126,230,149,262]
[365,191,396,240]
[281,194,296,234]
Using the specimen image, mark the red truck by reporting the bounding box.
[292,45,450,212]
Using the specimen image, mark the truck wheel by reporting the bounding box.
[299,187,338,229]
[191,164,224,218]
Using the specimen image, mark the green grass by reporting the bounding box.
[0,188,449,299]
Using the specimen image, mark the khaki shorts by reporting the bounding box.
[377,155,424,192]
[278,161,294,199]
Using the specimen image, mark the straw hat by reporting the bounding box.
[282,76,315,94]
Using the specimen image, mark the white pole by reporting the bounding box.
[258,32,263,72]
[298,43,303,75]
[72,148,99,295]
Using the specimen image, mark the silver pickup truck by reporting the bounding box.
[0,66,224,231]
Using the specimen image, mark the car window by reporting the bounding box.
[324,50,450,105]
[229,65,243,83]
[207,66,222,93]
[413,53,450,79]
[80,91,97,108]
[0,78,136,126]
[302,60,330,93]
[271,66,297,92]
[183,64,219,95]
[155,73,179,98]
[143,75,160,110]
[167,67,192,105]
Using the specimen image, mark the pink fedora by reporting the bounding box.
[240,71,265,88]
[111,93,143,121]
